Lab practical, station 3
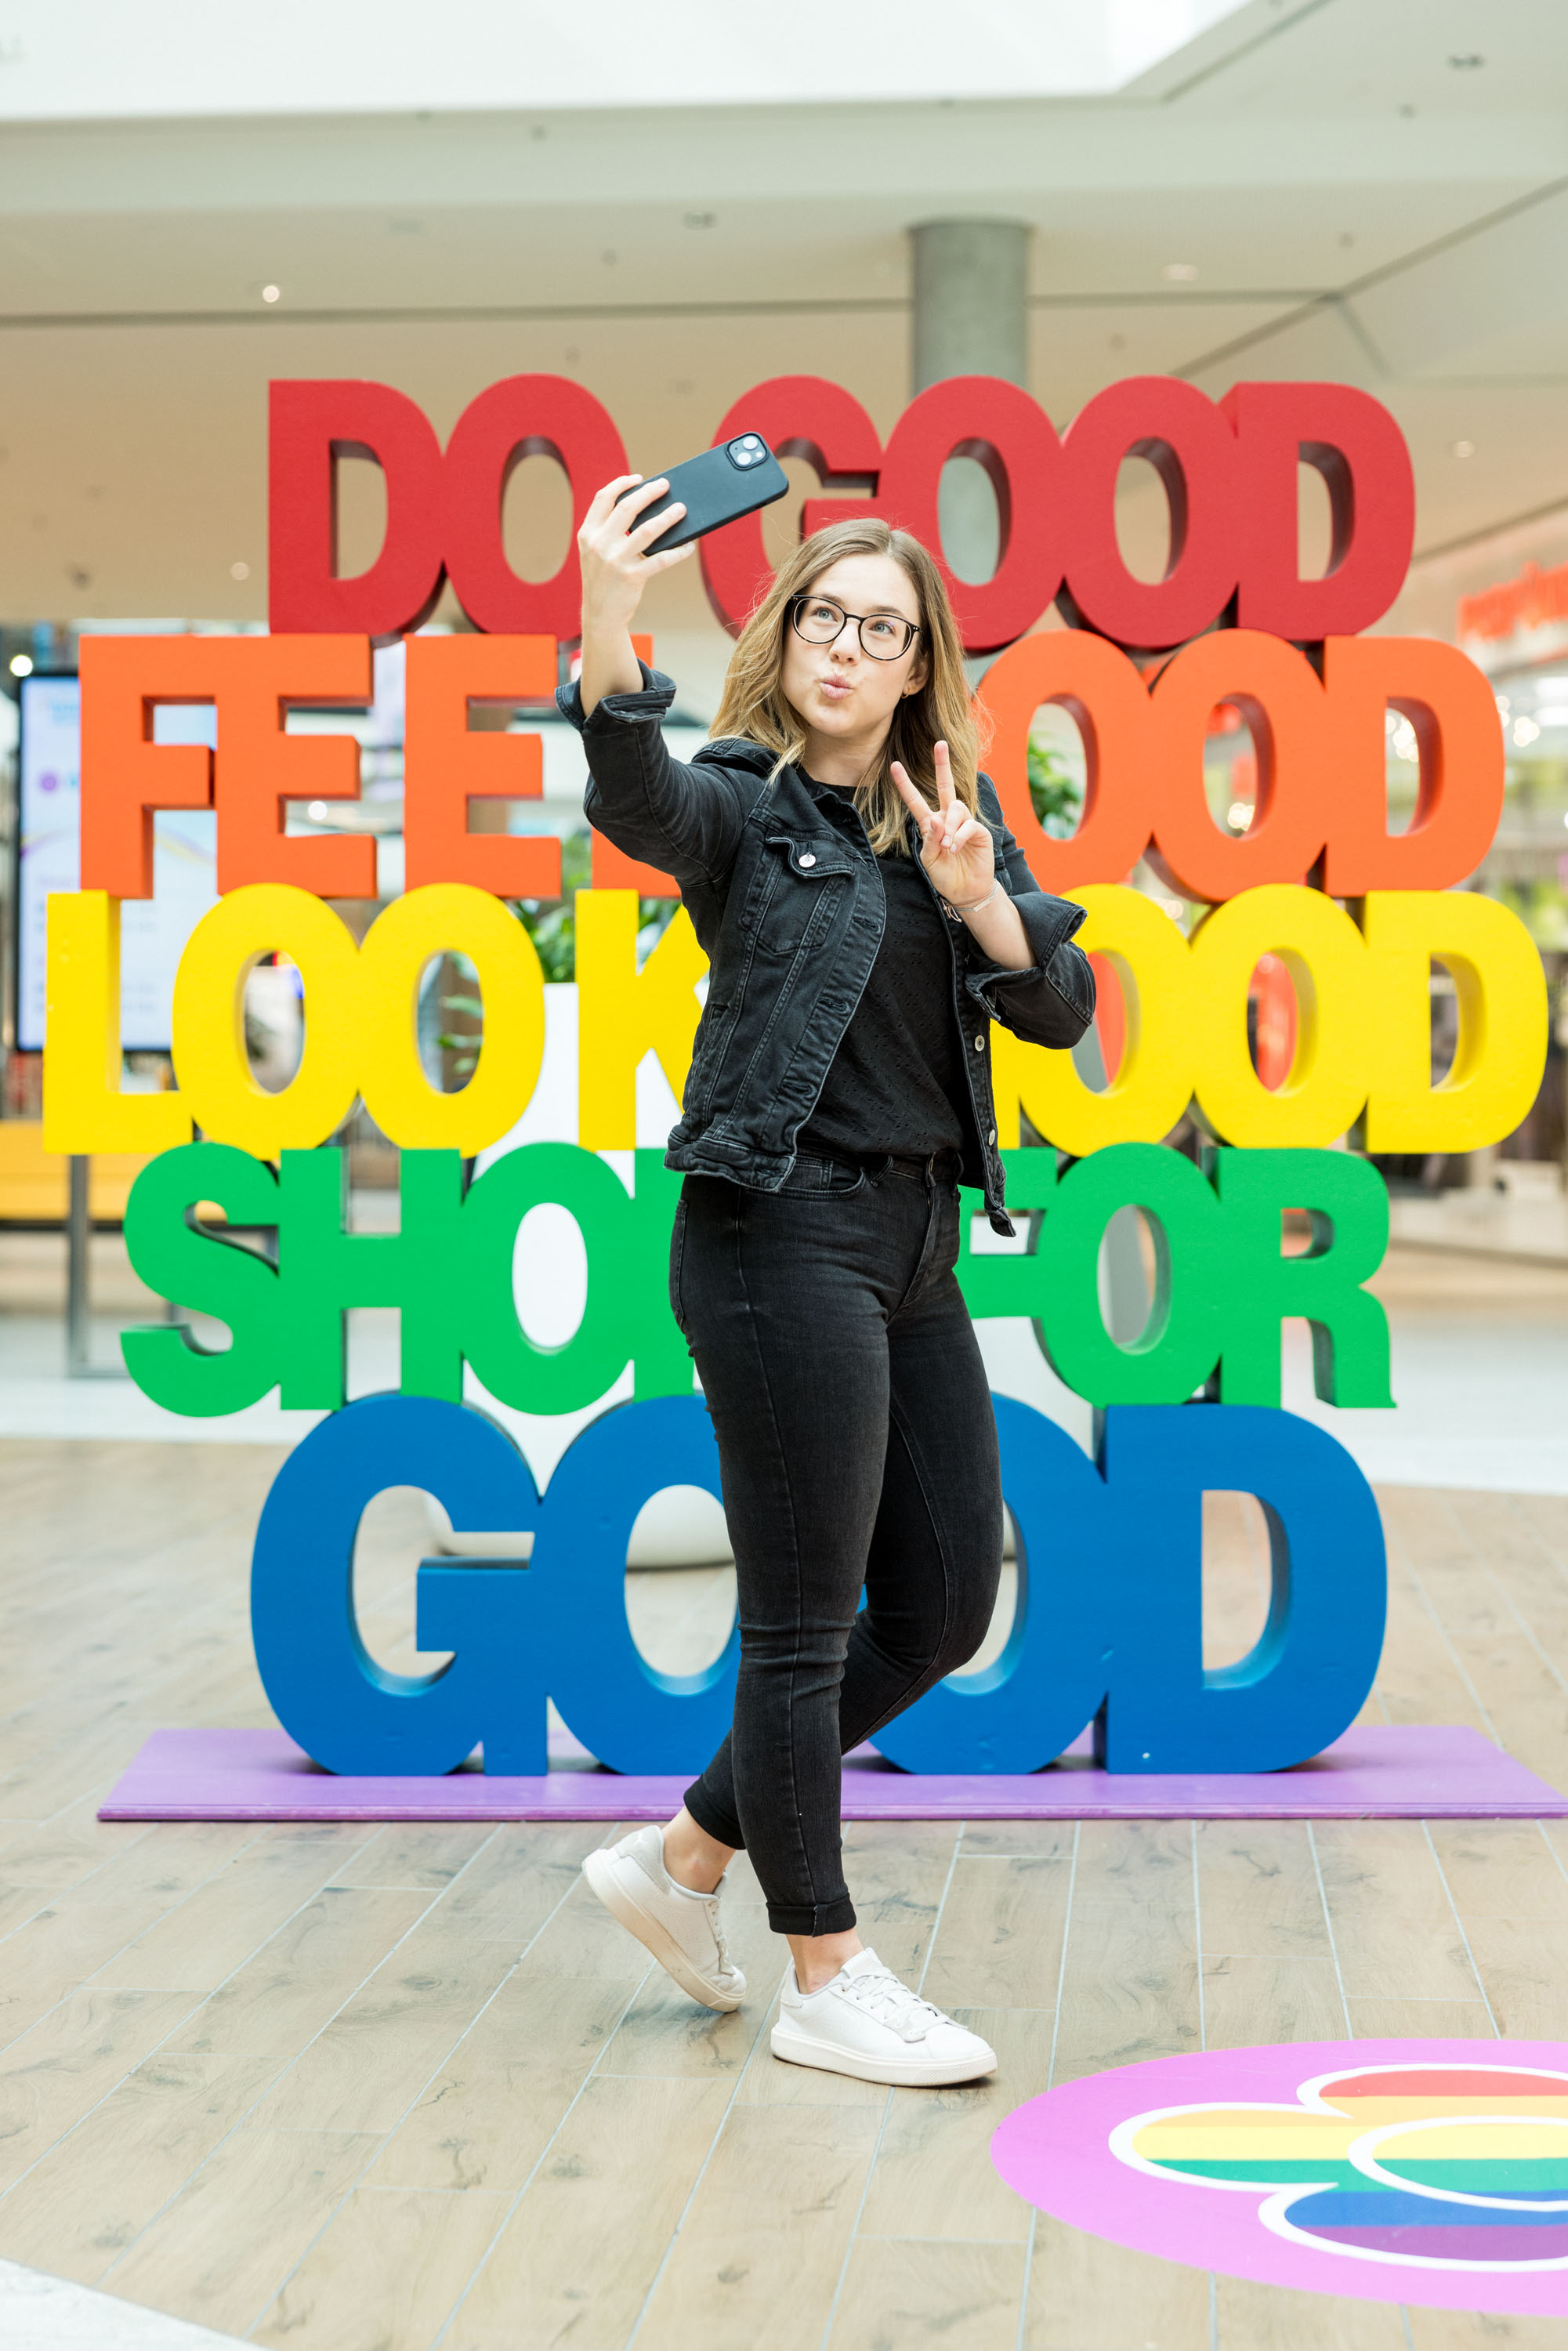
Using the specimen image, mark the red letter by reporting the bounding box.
[1222,382,1414,641]
[1058,379,1238,652]
[879,377,1064,654]
[403,635,561,897]
[443,376,628,639]
[1320,637,1505,895]
[268,382,445,641]
[699,378,883,636]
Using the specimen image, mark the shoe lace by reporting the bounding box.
[835,1965,945,2043]
[696,1890,734,1977]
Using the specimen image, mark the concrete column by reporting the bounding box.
[912,218,1150,1336]
[910,219,1030,585]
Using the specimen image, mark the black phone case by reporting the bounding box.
[617,435,789,551]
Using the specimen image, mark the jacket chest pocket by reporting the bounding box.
[753,834,855,960]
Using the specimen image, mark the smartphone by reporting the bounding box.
[617,433,789,550]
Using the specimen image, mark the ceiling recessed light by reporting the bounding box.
[261,284,281,303]
[9,652,33,677]
[307,800,330,822]
[1162,262,1199,282]
[1450,439,1476,458]
[230,560,250,581]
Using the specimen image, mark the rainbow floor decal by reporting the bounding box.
[990,2041,1568,2313]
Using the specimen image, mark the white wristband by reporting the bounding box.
[943,880,1001,919]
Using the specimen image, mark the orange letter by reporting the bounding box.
[80,635,377,901]
[1147,631,1331,904]
[1320,636,1505,895]
[404,634,561,896]
[972,631,1155,891]
[79,637,215,899]
[214,636,376,897]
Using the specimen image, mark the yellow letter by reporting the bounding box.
[43,892,192,1153]
[172,885,360,1157]
[577,889,708,1150]
[1361,889,1548,1152]
[357,885,545,1153]
[991,886,1195,1154]
[1189,885,1369,1147]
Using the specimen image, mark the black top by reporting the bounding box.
[561,662,1095,1233]
[799,818,976,1164]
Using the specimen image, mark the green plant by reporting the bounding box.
[1027,734,1085,839]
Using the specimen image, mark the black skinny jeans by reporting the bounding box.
[673,1154,1003,1936]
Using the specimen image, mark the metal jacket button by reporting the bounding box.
[798,853,817,868]
[973,1034,986,1052]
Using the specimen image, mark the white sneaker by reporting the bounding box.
[582,1826,746,2012]
[771,1947,997,2087]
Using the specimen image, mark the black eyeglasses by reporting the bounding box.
[788,594,922,662]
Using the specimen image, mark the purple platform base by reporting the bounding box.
[98,1723,1567,1824]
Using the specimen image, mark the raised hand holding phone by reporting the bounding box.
[578,474,694,715]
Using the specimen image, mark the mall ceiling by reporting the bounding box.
[0,0,1563,695]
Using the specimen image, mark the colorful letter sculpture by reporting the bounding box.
[118,1141,1390,1418]
[38,367,1542,1780]
[251,1394,1386,1779]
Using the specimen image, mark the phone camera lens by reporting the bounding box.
[729,436,763,466]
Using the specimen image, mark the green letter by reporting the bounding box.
[121,1143,281,1415]
[1037,1143,1224,1404]
[1211,1148,1392,1407]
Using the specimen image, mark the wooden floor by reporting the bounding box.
[2,1440,1568,2350]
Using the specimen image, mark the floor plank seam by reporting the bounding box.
[1385,1523,1506,1748]
[229,1827,614,2342]
[0,1820,272,2062]
[1045,1822,1078,2095]
[1441,1492,1568,1709]
[0,1826,421,2224]
[0,1818,161,1971]
[1190,1823,1206,2055]
[1304,1822,1353,2039]
[1510,1491,1568,1592]
[1419,1818,1501,2037]
[85,1833,506,2315]
[810,1820,968,2351]
[612,1957,794,2351]
[1536,1817,1568,1893]
[425,1953,690,2351]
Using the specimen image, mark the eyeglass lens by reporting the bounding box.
[791,597,916,661]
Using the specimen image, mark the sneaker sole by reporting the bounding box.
[770,2021,996,2088]
[581,1849,743,2013]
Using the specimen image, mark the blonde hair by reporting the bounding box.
[708,519,989,854]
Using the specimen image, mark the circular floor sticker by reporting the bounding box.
[991,2041,1568,2314]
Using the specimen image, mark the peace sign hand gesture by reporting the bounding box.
[890,741,996,911]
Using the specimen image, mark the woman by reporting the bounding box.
[570,474,1093,2088]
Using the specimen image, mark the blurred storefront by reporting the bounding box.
[1388,516,1568,1185]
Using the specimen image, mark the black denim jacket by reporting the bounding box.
[559,665,1094,1235]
